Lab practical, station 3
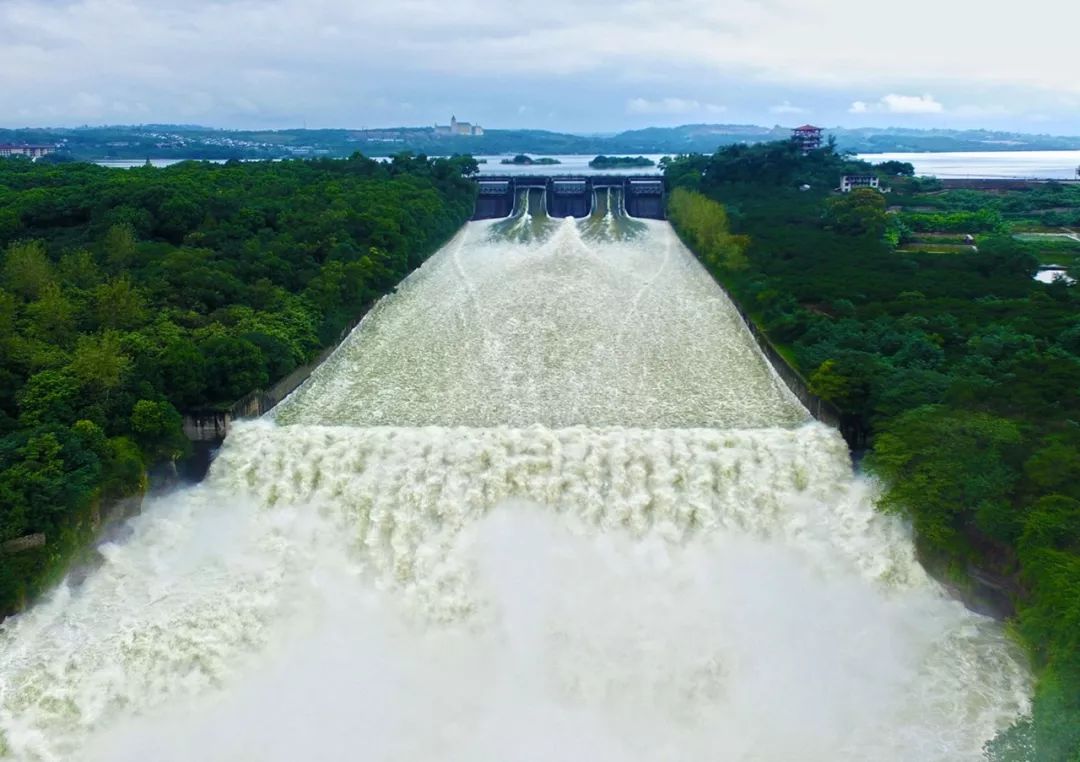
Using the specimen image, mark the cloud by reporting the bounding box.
[0,0,1076,130]
[769,101,806,115]
[849,94,944,115]
[626,97,726,115]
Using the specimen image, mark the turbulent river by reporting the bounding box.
[0,190,1030,760]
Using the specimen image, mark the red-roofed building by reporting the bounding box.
[791,125,823,152]
[0,144,55,159]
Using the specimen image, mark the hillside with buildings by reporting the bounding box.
[2,123,1079,162]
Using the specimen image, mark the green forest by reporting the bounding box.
[588,155,656,169]
[665,142,1080,761]
[0,154,477,616]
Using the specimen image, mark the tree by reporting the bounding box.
[157,338,208,408]
[25,283,75,343]
[58,250,102,290]
[823,188,888,238]
[667,188,749,271]
[868,406,1023,550]
[103,223,138,269]
[875,160,915,176]
[16,370,82,427]
[976,236,1039,279]
[93,277,147,330]
[69,331,131,393]
[1024,440,1080,494]
[200,334,269,402]
[2,240,53,300]
[808,356,877,412]
[130,399,188,461]
[101,436,145,497]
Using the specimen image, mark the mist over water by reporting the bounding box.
[0,196,1029,760]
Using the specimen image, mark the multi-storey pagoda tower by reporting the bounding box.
[791,124,824,152]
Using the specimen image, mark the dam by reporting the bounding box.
[473,174,665,220]
[0,197,1029,760]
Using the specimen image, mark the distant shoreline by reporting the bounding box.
[83,150,1080,181]
[7,123,1080,164]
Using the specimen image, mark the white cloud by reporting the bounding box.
[769,100,806,115]
[0,0,1076,129]
[627,97,725,115]
[849,94,944,115]
[881,94,944,114]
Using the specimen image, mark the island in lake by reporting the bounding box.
[500,154,561,165]
[589,155,657,169]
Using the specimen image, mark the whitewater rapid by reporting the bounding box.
[0,195,1029,760]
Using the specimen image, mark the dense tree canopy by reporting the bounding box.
[0,153,477,615]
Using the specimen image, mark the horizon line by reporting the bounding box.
[2,121,1080,140]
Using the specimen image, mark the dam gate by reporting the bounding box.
[472,174,666,220]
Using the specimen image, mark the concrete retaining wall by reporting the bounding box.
[1,533,46,555]
[731,303,867,451]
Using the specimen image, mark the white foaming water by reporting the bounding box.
[0,209,1029,760]
[274,208,804,429]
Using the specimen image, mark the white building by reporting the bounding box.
[0,144,55,159]
[434,116,483,137]
[840,175,881,193]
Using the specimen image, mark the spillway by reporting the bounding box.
[0,199,1029,760]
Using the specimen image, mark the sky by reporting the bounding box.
[2,0,1079,134]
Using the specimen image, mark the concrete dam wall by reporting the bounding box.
[473,175,666,220]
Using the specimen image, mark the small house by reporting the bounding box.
[840,175,880,193]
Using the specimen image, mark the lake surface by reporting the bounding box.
[99,151,1080,180]
[858,150,1080,180]
[96,159,203,169]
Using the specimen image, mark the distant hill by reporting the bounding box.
[830,127,1080,153]
[603,124,1080,154]
[3,123,1079,161]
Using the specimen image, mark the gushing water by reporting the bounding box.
[277,209,799,429]
[0,201,1029,760]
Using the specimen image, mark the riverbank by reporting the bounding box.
[664,141,1080,758]
[668,206,1024,621]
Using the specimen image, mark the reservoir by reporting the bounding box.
[0,194,1029,761]
[99,150,1080,180]
[857,150,1080,180]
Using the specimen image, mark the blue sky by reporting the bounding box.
[2,0,1078,134]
